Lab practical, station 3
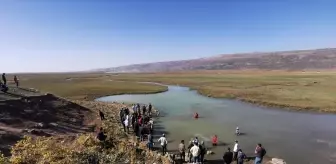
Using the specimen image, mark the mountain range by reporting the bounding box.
[93,48,336,73]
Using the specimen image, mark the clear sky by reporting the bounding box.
[1,0,335,73]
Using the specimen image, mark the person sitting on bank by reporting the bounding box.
[97,127,107,141]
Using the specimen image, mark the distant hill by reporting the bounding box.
[95,48,336,73]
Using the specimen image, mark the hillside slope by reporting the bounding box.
[99,48,336,72]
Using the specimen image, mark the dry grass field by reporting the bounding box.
[12,70,336,113]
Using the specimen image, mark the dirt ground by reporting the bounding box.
[0,93,95,156]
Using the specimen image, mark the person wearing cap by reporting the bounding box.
[223,147,233,164]
[233,140,240,161]
[158,134,168,155]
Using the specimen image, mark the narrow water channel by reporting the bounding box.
[97,85,336,164]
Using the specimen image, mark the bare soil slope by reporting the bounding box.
[0,94,95,156]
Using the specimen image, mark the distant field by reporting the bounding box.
[12,70,336,113]
[11,73,168,100]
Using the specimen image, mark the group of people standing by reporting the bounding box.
[120,103,155,144]
[178,137,207,164]
[0,73,19,93]
[223,140,267,164]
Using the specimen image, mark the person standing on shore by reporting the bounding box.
[178,140,186,163]
[233,140,240,162]
[2,73,6,85]
[254,143,266,164]
[147,133,154,151]
[223,147,233,164]
[187,139,194,163]
[158,134,168,155]
[190,142,200,164]
[237,149,246,164]
[14,75,19,87]
[148,103,152,115]
[199,141,206,164]
[123,114,129,133]
[142,105,146,116]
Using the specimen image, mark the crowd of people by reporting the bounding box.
[96,102,267,164]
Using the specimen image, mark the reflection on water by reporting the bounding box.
[97,85,336,164]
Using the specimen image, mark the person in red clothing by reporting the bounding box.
[212,135,218,146]
[194,112,199,119]
[138,116,143,126]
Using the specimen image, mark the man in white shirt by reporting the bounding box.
[158,134,168,155]
[233,140,240,161]
[190,142,200,164]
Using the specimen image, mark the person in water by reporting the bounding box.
[236,127,240,136]
[212,135,218,146]
[194,112,199,119]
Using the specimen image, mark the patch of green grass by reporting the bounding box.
[16,74,167,100]
[15,70,336,112]
[106,70,336,113]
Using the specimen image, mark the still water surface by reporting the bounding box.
[97,85,336,164]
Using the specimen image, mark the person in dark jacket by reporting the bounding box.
[99,110,105,120]
[119,108,125,124]
[142,105,146,115]
[223,147,233,164]
[134,122,140,138]
[199,141,206,164]
[97,127,107,141]
[2,73,6,85]
[148,103,152,115]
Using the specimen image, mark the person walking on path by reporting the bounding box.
[158,134,168,155]
[237,149,246,164]
[233,140,240,162]
[2,73,6,85]
[178,140,186,163]
[14,75,19,87]
[254,143,266,164]
[190,142,200,164]
[223,147,233,164]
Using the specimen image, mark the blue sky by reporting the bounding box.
[1,0,335,72]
